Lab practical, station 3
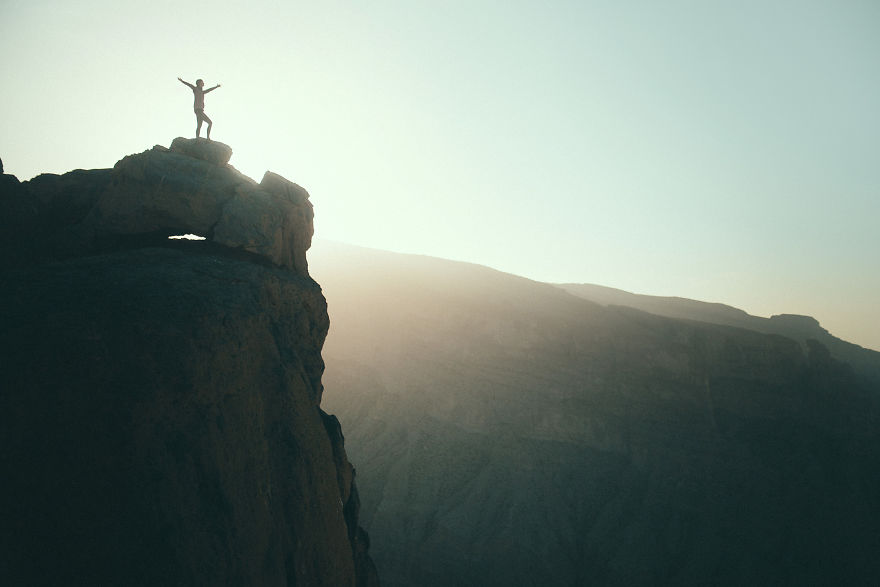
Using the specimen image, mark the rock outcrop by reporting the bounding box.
[0,143,378,586]
[1,139,313,275]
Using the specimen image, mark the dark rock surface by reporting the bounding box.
[0,147,378,586]
[311,240,880,587]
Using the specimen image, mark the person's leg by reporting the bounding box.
[203,112,213,140]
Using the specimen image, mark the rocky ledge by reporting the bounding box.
[1,138,313,274]
[0,141,379,586]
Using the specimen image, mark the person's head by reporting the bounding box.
[196,79,204,87]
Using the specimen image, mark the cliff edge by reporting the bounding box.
[0,139,379,586]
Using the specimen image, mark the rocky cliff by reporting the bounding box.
[0,140,378,586]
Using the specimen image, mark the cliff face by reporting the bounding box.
[0,140,378,586]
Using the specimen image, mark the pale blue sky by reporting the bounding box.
[2,1,878,350]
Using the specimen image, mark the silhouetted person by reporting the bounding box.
[178,77,221,139]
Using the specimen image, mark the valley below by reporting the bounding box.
[312,240,880,587]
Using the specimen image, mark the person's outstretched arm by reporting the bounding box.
[178,77,196,89]
[204,84,221,93]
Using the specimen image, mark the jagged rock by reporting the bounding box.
[212,171,314,275]
[322,411,381,587]
[170,136,233,165]
[0,171,37,266]
[0,140,320,274]
[1,169,115,265]
[0,168,24,207]
[28,169,113,218]
[87,145,246,236]
[0,145,378,586]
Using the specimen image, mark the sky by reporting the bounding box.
[2,0,878,351]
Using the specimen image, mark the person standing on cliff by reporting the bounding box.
[177,77,221,140]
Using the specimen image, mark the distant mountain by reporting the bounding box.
[311,240,880,587]
[558,283,880,387]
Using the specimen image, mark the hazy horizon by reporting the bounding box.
[2,1,878,351]
[312,238,879,353]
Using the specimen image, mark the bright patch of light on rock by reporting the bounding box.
[168,234,206,240]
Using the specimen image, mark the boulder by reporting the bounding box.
[213,171,314,275]
[87,146,244,236]
[1,141,315,276]
[66,141,315,275]
[0,140,315,278]
[170,136,233,166]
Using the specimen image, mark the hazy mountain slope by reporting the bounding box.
[558,283,880,386]
[311,240,880,587]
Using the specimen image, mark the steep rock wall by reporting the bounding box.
[0,140,378,586]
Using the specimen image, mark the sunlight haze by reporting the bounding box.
[1,0,877,350]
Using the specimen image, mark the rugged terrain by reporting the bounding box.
[558,282,880,387]
[311,240,880,587]
[0,141,378,586]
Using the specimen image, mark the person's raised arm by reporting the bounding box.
[204,84,221,93]
[178,77,195,90]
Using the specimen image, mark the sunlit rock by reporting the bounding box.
[170,136,233,165]
[212,171,314,275]
[1,137,314,274]
[66,139,315,274]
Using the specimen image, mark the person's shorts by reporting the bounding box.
[194,108,210,122]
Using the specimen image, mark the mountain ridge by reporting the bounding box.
[311,239,880,586]
[314,239,879,379]
[557,281,880,386]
